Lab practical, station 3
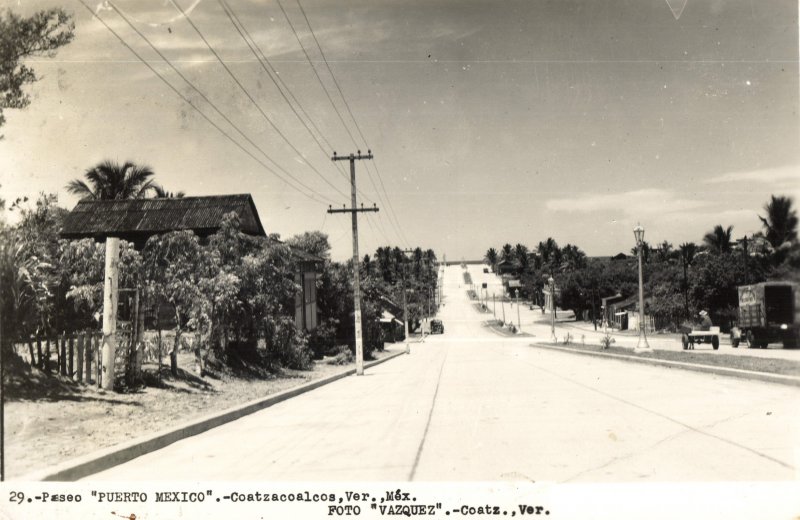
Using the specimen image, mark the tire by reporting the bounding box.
[682,334,689,350]
[712,336,719,350]
[746,330,758,349]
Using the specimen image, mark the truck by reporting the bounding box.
[731,281,800,349]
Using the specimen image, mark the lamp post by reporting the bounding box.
[515,289,521,330]
[549,276,557,342]
[634,223,651,352]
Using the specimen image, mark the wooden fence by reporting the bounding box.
[13,329,136,387]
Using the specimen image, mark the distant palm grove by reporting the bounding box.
[0,160,438,389]
[484,194,799,331]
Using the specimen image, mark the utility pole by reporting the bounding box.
[402,249,416,347]
[329,150,377,375]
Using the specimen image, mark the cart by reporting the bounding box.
[681,327,721,350]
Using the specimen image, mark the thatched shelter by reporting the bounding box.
[60,194,266,248]
[59,194,268,389]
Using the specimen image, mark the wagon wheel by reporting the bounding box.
[681,334,689,350]
[712,336,719,350]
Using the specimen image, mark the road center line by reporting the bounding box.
[408,344,450,481]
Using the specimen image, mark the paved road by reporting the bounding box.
[90,265,800,481]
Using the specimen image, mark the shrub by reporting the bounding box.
[307,318,338,359]
[326,344,354,365]
[600,332,615,350]
[266,316,313,370]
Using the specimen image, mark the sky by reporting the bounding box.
[1,0,798,262]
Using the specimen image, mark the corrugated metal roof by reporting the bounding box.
[60,194,266,242]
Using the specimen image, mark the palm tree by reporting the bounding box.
[703,225,733,254]
[537,238,559,268]
[513,243,528,261]
[152,184,186,198]
[484,247,498,270]
[560,244,586,272]
[759,195,798,250]
[655,241,675,263]
[66,160,157,200]
[500,243,513,262]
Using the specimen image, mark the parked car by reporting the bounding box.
[430,319,444,334]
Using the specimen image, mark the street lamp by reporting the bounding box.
[515,289,521,331]
[634,223,651,352]
[548,276,557,342]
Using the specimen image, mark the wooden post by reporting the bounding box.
[56,333,62,374]
[84,332,92,383]
[68,333,75,379]
[95,332,102,388]
[157,328,162,383]
[60,332,67,375]
[76,333,84,383]
[27,339,35,367]
[134,288,144,381]
[101,237,120,390]
[44,337,51,373]
[36,336,43,370]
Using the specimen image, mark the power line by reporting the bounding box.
[76,0,334,205]
[217,0,363,199]
[105,0,339,205]
[167,0,351,201]
[275,0,360,148]
[294,0,412,248]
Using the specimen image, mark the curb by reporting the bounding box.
[20,349,407,482]
[531,343,800,388]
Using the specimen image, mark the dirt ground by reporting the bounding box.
[2,346,398,479]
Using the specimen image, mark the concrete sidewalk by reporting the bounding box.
[18,349,408,481]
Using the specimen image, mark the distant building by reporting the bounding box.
[496,259,519,275]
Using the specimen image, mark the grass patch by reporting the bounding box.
[472,302,492,314]
[536,342,800,377]
[485,319,530,337]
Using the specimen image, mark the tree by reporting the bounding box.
[689,252,765,329]
[152,185,186,198]
[500,243,513,262]
[66,160,157,201]
[759,195,798,251]
[537,238,561,270]
[0,8,74,136]
[286,231,331,261]
[559,243,586,272]
[142,230,209,376]
[484,248,498,270]
[679,242,698,315]
[703,225,733,254]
